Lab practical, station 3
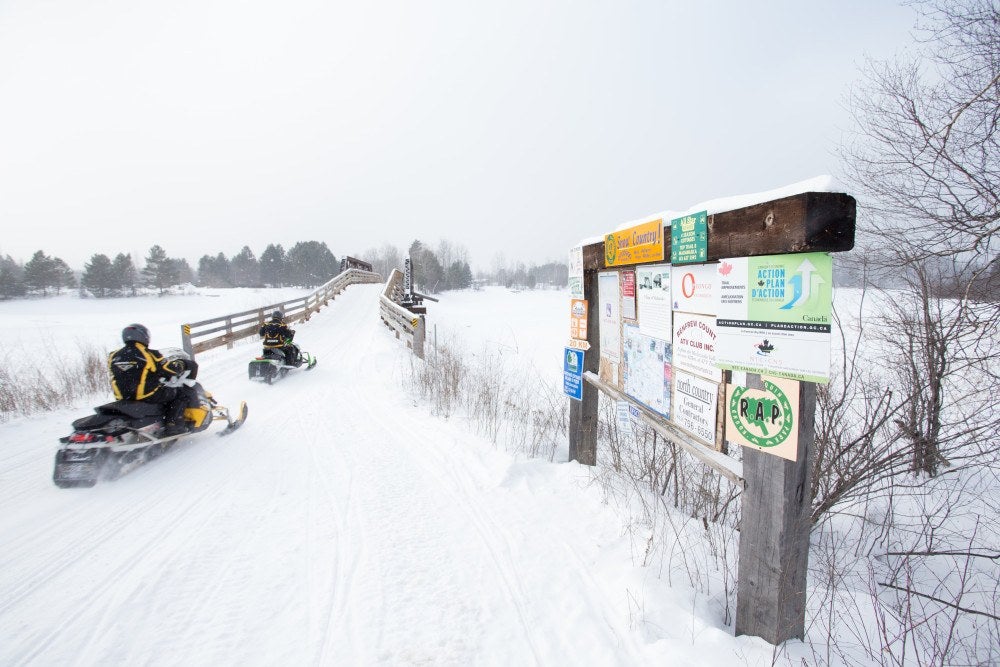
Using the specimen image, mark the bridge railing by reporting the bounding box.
[181,268,382,357]
[379,268,425,359]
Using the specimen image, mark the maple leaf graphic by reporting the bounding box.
[719,261,734,276]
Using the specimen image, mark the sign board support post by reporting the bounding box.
[569,268,600,465]
[735,373,817,644]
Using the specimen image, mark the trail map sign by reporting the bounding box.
[715,252,833,383]
[623,323,672,418]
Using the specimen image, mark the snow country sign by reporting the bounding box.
[725,376,799,461]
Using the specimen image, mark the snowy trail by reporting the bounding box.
[0,285,680,665]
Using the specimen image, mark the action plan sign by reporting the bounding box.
[715,253,833,383]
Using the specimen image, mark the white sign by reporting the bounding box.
[616,401,634,436]
[598,271,621,363]
[672,313,720,382]
[673,370,719,446]
[623,323,672,418]
[569,246,584,299]
[715,254,833,384]
[671,263,717,315]
[636,264,671,341]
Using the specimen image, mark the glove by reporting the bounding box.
[162,370,196,388]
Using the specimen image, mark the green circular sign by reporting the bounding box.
[604,234,617,265]
[728,380,794,448]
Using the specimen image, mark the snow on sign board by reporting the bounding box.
[715,252,833,384]
[604,220,664,266]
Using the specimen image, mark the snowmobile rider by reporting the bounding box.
[108,323,199,437]
[259,311,300,366]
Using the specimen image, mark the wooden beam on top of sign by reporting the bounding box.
[707,192,855,260]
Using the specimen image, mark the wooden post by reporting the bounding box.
[180,324,194,359]
[225,317,234,350]
[568,245,603,465]
[735,374,817,644]
[412,315,425,360]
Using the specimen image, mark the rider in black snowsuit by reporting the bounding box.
[259,311,300,366]
[108,323,199,436]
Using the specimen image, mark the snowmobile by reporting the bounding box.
[53,378,248,489]
[247,339,317,384]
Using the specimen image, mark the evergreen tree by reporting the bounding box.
[52,258,75,293]
[82,253,115,297]
[111,253,138,296]
[445,260,473,290]
[230,246,260,287]
[173,258,195,285]
[286,241,337,287]
[142,245,183,293]
[408,240,445,292]
[0,264,25,299]
[23,250,57,295]
[260,244,286,287]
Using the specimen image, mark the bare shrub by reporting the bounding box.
[0,343,109,421]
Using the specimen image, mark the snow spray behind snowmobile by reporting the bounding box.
[247,338,317,384]
[53,378,248,488]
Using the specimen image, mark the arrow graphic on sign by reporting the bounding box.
[780,258,822,310]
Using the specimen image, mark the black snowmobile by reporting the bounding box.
[248,338,317,384]
[53,380,247,488]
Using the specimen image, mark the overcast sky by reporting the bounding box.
[0,0,917,271]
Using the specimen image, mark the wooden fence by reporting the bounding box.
[180,268,382,357]
[378,268,426,359]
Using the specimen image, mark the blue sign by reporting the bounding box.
[563,348,585,401]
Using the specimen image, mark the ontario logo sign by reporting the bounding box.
[725,376,800,461]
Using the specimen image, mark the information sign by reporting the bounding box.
[563,348,585,401]
[673,370,719,446]
[604,220,665,267]
[672,312,720,382]
[671,263,716,315]
[621,270,636,320]
[670,211,708,264]
[725,376,800,460]
[569,246,584,299]
[623,323,672,418]
[716,253,833,383]
[636,264,671,340]
[570,299,588,341]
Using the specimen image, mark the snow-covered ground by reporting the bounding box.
[0,284,803,666]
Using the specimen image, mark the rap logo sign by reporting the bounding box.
[725,377,800,460]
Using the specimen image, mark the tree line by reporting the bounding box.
[0,240,342,299]
[361,240,567,293]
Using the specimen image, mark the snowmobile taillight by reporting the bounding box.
[69,433,97,443]
[105,435,116,442]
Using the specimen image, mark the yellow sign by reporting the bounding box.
[604,219,665,266]
[411,318,419,328]
[183,325,191,335]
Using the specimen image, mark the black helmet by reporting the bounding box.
[122,323,150,346]
[270,311,282,322]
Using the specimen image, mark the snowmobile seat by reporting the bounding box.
[96,400,167,419]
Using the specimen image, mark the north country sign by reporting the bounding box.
[604,220,665,267]
[725,376,800,461]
